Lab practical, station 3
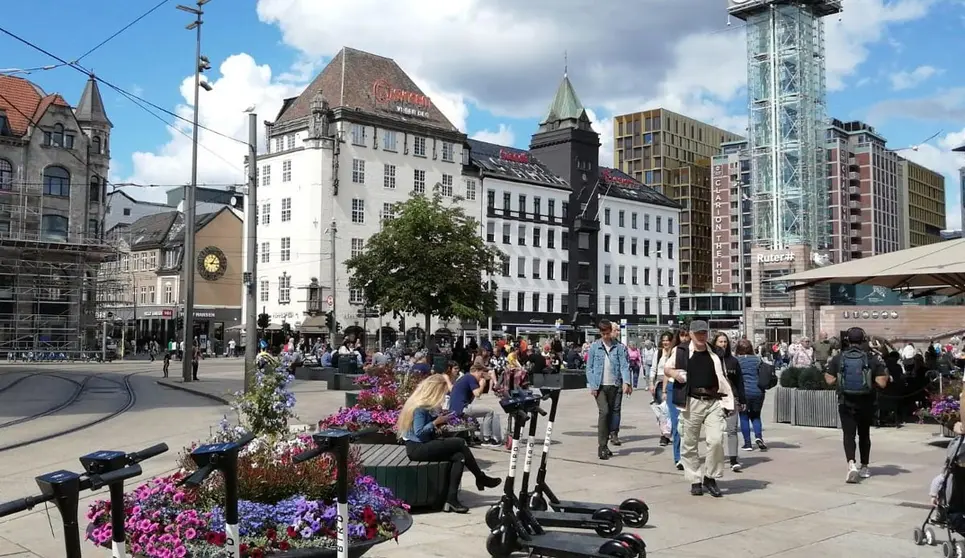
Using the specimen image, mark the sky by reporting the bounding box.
[4,0,965,226]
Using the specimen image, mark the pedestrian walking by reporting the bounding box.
[665,320,735,497]
[192,343,201,381]
[585,320,633,461]
[162,351,170,378]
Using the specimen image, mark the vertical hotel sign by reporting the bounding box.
[711,164,732,293]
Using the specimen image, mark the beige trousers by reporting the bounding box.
[679,397,726,484]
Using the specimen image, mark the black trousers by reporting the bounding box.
[405,438,484,500]
[596,385,622,449]
[839,404,874,465]
[192,361,199,379]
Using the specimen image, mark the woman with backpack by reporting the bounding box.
[735,338,773,452]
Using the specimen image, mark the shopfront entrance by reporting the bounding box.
[764,317,792,344]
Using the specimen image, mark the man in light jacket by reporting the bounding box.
[586,320,633,461]
[665,320,735,497]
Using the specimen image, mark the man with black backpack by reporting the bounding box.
[824,327,890,483]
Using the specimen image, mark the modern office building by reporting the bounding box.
[729,0,841,342]
[0,74,113,356]
[612,108,743,293]
[898,158,946,248]
[244,47,472,345]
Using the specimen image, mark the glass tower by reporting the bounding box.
[729,0,841,250]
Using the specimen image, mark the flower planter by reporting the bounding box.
[792,389,839,428]
[295,366,329,381]
[354,431,400,445]
[943,425,957,438]
[331,373,363,391]
[773,386,795,424]
[88,510,412,558]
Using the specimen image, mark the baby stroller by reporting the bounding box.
[914,435,965,557]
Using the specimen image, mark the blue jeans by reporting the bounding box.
[630,364,640,388]
[666,382,681,463]
[739,395,765,445]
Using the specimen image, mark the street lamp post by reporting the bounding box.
[177,0,213,382]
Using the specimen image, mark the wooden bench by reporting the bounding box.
[356,444,451,511]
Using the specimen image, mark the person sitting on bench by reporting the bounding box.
[449,364,503,447]
[397,374,502,513]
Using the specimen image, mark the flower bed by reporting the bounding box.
[85,351,410,557]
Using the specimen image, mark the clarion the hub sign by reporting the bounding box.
[757,253,795,263]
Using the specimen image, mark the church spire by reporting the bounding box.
[75,74,112,128]
[538,70,589,132]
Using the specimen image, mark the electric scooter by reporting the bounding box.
[0,463,146,558]
[180,432,256,557]
[293,427,378,558]
[79,443,170,558]
[529,387,650,528]
[485,387,624,537]
[486,389,646,558]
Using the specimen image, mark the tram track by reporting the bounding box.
[0,371,143,454]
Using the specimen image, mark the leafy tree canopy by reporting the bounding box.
[345,191,504,331]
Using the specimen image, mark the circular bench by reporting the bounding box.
[357,444,452,510]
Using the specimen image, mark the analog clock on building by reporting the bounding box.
[197,246,227,281]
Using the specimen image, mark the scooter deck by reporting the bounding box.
[522,530,617,557]
[548,499,618,515]
[530,510,607,530]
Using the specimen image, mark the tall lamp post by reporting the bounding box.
[177,0,214,382]
[667,290,678,327]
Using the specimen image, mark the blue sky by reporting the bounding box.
[4,0,964,226]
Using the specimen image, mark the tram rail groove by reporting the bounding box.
[0,375,93,430]
[0,371,144,454]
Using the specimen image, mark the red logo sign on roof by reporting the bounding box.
[601,169,636,186]
[372,79,431,109]
[498,149,530,164]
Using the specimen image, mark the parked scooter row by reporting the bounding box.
[486,387,649,558]
[0,429,371,558]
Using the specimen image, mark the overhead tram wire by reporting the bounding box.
[0,25,246,147]
[74,0,173,64]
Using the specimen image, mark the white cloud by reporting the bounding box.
[471,124,515,146]
[124,53,306,192]
[409,74,469,132]
[889,65,942,90]
[585,109,614,168]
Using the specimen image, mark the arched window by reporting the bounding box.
[0,158,11,190]
[43,166,70,197]
[41,214,68,243]
[92,136,101,154]
[51,123,64,147]
[89,176,101,203]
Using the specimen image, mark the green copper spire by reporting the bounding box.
[541,73,586,124]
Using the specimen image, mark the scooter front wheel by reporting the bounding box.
[486,530,518,558]
[529,493,548,511]
[485,505,502,529]
[620,498,650,527]
[614,533,646,558]
[592,508,624,537]
[599,539,633,557]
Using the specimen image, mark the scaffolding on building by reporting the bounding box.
[0,180,119,358]
[735,0,840,250]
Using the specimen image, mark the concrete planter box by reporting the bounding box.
[345,391,359,408]
[774,386,795,424]
[294,366,329,381]
[792,389,839,428]
[331,373,363,391]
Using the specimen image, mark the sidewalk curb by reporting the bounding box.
[156,380,233,405]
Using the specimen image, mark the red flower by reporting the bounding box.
[278,541,291,551]
[239,543,248,554]
[362,505,378,525]
[265,528,277,541]
[365,526,378,540]
[286,526,299,539]
[251,549,264,558]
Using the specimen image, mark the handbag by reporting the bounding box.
[670,346,689,408]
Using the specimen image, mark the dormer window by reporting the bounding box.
[92,136,101,154]
[44,124,73,149]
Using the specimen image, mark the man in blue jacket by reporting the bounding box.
[586,320,633,460]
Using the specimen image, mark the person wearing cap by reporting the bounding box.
[585,320,633,460]
[664,320,735,497]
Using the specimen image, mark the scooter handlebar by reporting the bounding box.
[536,407,547,416]
[292,447,324,464]
[235,432,256,448]
[0,494,52,518]
[129,443,169,463]
[90,464,144,490]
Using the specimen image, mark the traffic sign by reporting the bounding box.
[326,295,334,307]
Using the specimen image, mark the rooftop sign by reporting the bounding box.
[371,79,431,118]
[601,169,635,187]
[498,149,530,164]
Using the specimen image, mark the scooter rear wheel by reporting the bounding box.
[913,528,924,545]
[599,539,633,557]
[486,530,518,558]
[592,508,624,537]
[620,498,650,527]
[529,494,549,511]
[485,505,502,529]
[614,533,646,557]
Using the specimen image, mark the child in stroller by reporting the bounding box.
[915,424,965,557]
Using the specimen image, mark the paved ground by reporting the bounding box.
[0,358,958,557]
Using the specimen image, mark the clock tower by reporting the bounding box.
[529,71,602,326]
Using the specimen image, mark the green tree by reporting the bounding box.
[345,191,503,335]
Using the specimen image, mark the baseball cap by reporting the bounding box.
[689,320,710,333]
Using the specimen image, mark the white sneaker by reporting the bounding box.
[731,462,742,472]
[859,466,871,479]
[846,461,860,484]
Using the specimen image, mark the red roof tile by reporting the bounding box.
[0,75,45,137]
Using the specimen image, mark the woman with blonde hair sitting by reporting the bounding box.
[397,374,502,513]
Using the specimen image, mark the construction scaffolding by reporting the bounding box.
[738,0,840,250]
[0,180,118,357]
